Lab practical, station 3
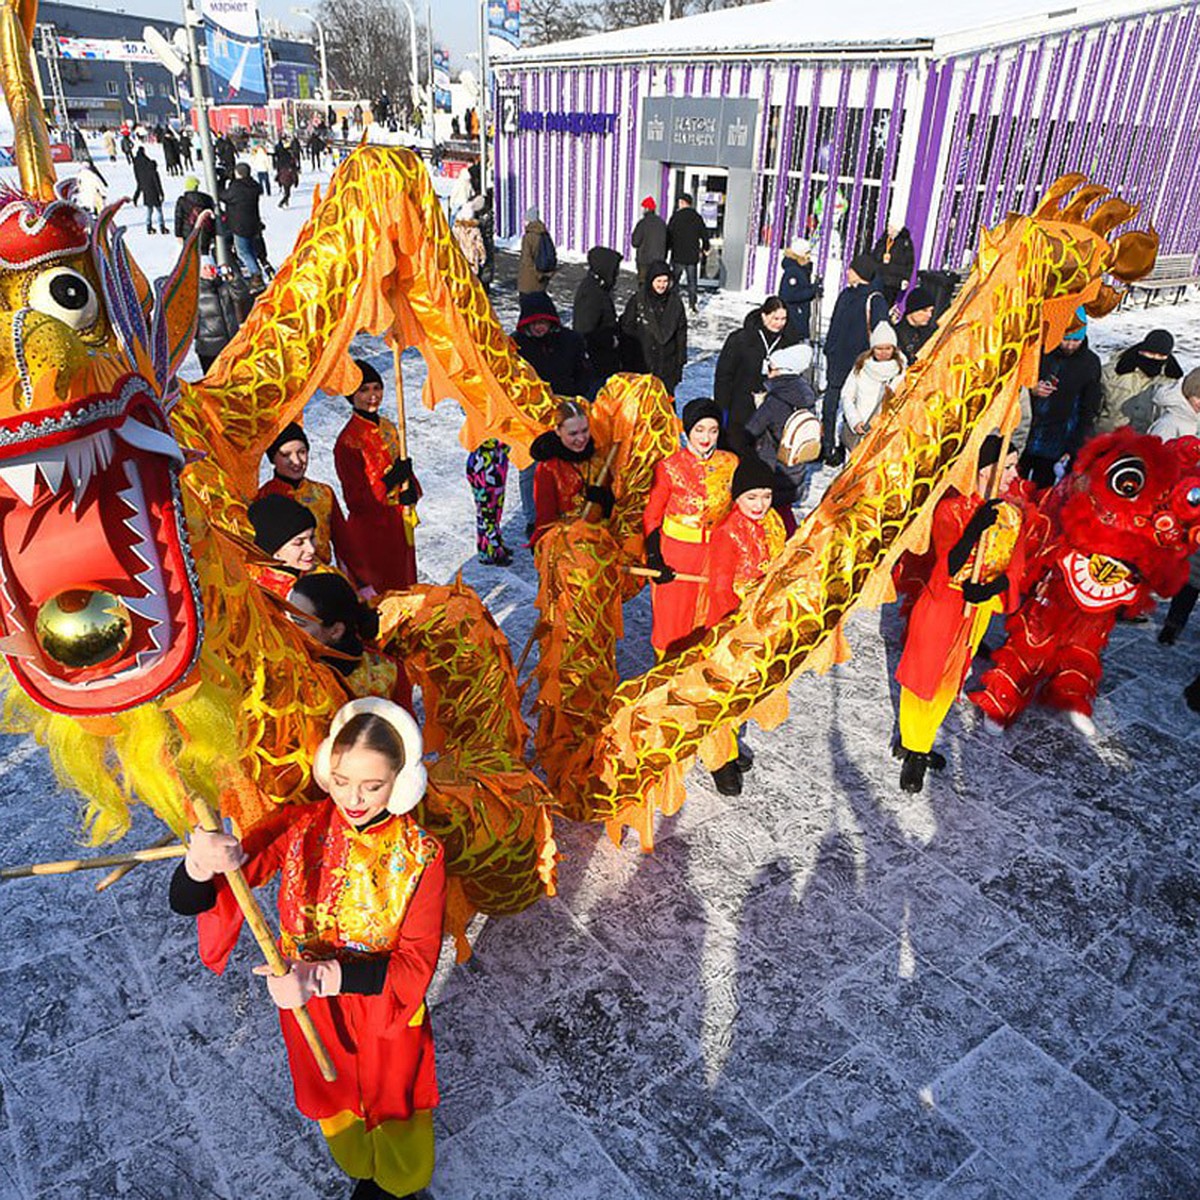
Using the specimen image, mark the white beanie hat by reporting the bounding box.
[789,238,812,258]
[770,343,814,375]
[870,322,898,348]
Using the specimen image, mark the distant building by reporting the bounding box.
[493,0,1200,292]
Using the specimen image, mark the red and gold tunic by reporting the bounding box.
[895,491,1026,701]
[334,412,421,592]
[532,456,595,543]
[707,507,787,626]
[197,802,445,1129]
[643,447,737,652]
[252,562,301,599]
[255,476,351,574]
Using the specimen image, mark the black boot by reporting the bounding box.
[899,750,928,794]
[711,760,742,796]
[892,743,945,771]
[1185,674,1200,714]
[735,732,754,771]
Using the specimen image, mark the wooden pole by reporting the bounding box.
[625,565,708,584]
[392,342,409,459]
[963,426,1016,615]
[2,842,186,881]
[96,833,177,892]
[190,795,338,1083]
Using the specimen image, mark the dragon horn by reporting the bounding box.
[1108,228,1159,282]
[1032,173,1089,218]
[1059,185,1110,222]
[1085,196,1140,237]
[0,0,57,201]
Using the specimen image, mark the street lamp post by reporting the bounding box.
[289,8,329,102]
[397,0,421,129]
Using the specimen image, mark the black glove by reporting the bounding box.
[962,574,1009,604]
[382,456,414,491]
[393,481,418,506]
[643,527,675,584]
[947,498,1003,577]
[584,483,615,519]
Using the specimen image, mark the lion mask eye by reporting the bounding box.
[27,267,100,332]
[1106,455,1145,499]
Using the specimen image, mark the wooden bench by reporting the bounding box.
[1124,253,1200,307]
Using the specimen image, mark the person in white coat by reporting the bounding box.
[73,160,107,216]
[839,322,906,452]
[1153,368,1200,645]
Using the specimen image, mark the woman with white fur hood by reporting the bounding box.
[839,322,907,452]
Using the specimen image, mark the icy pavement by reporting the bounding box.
[1,143,1200,1198]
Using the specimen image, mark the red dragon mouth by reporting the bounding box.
[0,375,202,715]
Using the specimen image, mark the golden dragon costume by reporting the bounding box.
[0,0,1159,938]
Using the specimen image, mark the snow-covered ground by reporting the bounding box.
[1,143,1199,1199]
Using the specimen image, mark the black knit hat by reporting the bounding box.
[732,457,777,498]
[905,286,935,313]
[849,253,877,281]
[346,358,382,401]
[247,493,316,555]
[1114,329,1183,379]
[264,421,309,462]
[977,433,1006,471]
[516,290,561,330]
[645,258,673,284]
[681,397,722,433]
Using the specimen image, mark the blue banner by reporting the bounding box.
[201,0,267,105]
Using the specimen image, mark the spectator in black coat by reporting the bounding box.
[513,291,593,538]
[820,253,889,462]
[631,196,668,283]
[174,176,216,260]
[195,273,252,372]
[1020,318,1103,488]
[220,163,266,282]
[870,219,916,307]
[131,147,167,234]
[272,140,298,207]
[895,285,937,364]
[213,134,236,188]
[714,296,801,459]
[777,238,819,340]
[572,246,623,389]
[620,260,687,395]
[667,194,710,312]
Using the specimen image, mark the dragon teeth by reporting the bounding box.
[0,461,38,505]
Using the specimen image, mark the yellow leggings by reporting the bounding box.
[898,605,994,754]
[319,1108,435,1196]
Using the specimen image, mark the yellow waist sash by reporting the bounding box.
[662,515,707,544]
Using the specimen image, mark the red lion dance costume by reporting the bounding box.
[971,429,1200,728]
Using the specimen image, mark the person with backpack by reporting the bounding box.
[519,207,556,294]
[220,163,267,285]
[175,176,216,264]
[667,193,710,313]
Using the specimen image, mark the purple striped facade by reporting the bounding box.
[493,2,1200,292]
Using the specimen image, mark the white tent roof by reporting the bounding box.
[502,0,1185,64]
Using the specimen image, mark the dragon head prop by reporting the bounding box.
[1059,429,1200,599]
[0,0,204,715]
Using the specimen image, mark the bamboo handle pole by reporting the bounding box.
[2,842,186,881]
[582,442,620,523]
[625,565,708,584]
[392,342,408,459]
[190,795,338,1083]
[963,426,1016,616]
[96,833,177,892]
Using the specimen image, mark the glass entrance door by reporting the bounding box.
[672,166,728,287]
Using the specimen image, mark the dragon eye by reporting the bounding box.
[1107,456,1145,499]
[1189,486,1200,508]
[27,267,99,332]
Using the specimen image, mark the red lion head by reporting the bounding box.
[1059,429,1200,598]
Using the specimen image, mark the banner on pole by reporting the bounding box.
[487,0,519,57]
[433,46,451,111]
[200,0,268,105]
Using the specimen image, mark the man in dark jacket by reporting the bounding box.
[631,196,667,283]
[174,176,216,260]
[620,260,687,395]
[667,194,710,312]
[220,163,266,282]
[513,291,593,538]
[870,219,916,307]
[895,285,937,364]
[131,147,167,234]
[820,253,889,462]
[572,246,623,389]
[195,272,252,372]
[1020,317,1103,488]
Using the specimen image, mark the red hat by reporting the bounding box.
[641,196,656,210]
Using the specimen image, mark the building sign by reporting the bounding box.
[641,97,758,170]
[270,60,315,101]
[56,37,157,63]
[518,111,616,135]
[201,0,267,105]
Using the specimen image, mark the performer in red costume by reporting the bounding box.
[256,422,355,577]
[530,399,615,544]
[705,457,787,794]
[247,492,319,598]
[643,398,737,657]
[170,698,445,1200]
[894,435,1026,793]
[971,429,1200,737]
[334,360,421,595]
